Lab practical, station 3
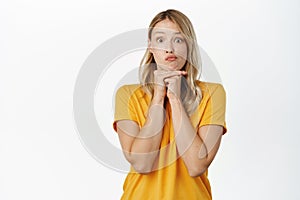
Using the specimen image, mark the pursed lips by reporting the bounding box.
[165,55,177,61]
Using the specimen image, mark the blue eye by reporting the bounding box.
[174,38,183,43]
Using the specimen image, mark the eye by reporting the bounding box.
[174,37,184,43]
[156,37,164,43]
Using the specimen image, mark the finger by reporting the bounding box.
[158,71,186,79]
[164,76,180,82]
[164,77,180,87]
[181,71,188,75]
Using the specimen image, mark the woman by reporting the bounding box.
[113,9,227,200]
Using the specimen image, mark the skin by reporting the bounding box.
[116,19,224,177]
[149,19,188,72]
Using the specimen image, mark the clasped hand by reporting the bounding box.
[153,69,187,101]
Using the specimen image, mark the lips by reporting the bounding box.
[165,55,177,61]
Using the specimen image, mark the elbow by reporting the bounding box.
[129,157,153,174]
[132,163,153,174]
[124,152,157,174]
[188,165,208,177]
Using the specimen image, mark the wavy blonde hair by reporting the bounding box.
[139,9,202,115]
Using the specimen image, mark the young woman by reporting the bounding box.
[113,9,227,200]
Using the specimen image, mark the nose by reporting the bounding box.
[165,41,174,53]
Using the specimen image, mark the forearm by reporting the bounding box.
[129,96,165,173]
[170,99,209,176]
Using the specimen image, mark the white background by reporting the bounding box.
[1,0,299,199]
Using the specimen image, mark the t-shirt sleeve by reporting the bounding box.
[199,84,227,135]
[112,85,137,132]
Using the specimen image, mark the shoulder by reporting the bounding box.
[195,80,226,98]
[115,84,147,99]
[116,84,141,92]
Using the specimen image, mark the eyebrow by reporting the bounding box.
[153,31,182,35]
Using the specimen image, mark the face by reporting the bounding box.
[149,19,188,71]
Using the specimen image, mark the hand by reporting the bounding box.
[164,71,187,101]
[153,69,187,100]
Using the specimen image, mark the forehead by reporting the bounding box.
[152,19,182,35]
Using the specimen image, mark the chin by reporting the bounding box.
[167,64,181,70]
[169,66,183,71]
[157,63,182,71]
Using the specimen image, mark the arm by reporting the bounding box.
[116,95,165,174]
[169,98,223,177]
[165,76,225,177]
[115,70,189,174]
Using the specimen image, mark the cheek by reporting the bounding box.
[175,45,188,60]
[152,50,165,62]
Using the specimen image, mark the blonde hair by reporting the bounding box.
[139,9,202,115]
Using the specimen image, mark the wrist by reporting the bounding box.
[152,94,165,104]
[168,96,182,107]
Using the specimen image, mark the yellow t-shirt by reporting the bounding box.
[113,80,227,200]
